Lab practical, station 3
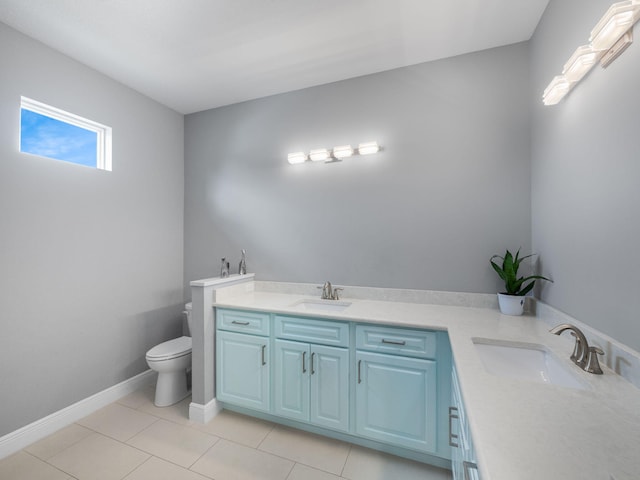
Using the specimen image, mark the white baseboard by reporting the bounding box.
[189,398,222,424]
[0,369,155,460]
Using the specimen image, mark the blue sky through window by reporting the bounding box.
[20,108,98,167]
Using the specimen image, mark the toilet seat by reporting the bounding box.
[146,336,192,361]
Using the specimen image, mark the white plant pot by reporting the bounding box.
[497,293,525,316]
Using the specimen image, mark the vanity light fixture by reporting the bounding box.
[543,76,572,106]
[357,141,380,155]
[562,45,600,83]
[287,152,307,164]
[333,145,354,159]
[590,0,640,51]
[542,0,640,106]
[309,148,330,162]
[286,141,381,165]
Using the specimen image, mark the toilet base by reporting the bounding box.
[154,370,190,407]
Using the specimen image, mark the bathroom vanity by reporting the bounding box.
[189,276,640,480]
[215,307,452,467]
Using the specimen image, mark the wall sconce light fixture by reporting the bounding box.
[542,0,640,106]
[357,142,380,155]
[309,148,330,162]
[333,145,354,159]
[287,152,307,164]
[287,141,380,164]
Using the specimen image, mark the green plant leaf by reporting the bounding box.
[519,281,536,296]
[490,249,552,295]
[490,259,507,281]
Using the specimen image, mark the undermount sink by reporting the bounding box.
[473,338,587,390]
[291,299,352,312]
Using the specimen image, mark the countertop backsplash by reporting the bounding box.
[255,280,499,309]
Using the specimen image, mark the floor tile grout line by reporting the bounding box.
[256,425,353,476]
[118,453,153,480]
[255,422,276,450]
[23,422,93,463]
[119,455,154,480]
[339,444,353,477]
[185,433,222,471]
[283,460,297,480]
[21,450,80,480]
[122,416,161,443]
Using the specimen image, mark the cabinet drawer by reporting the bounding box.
[356,324,437,359]
[217,308,270,336]
[275,315,349,347]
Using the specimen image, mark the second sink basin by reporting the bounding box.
[292,299,352,312]
[473,338,587,390]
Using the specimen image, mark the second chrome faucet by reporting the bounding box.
[550,323,604,374]
[319,281,343,300]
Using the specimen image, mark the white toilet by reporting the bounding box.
[145,302,193,407]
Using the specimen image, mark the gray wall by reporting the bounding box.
[185,43,532,296]
[531,1,640,351]
[0,23,185,436]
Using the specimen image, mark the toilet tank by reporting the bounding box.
[185,302,193,336]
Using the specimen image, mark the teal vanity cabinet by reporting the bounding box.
[215,307,452,469]
[450,366,480,480]
[274,315,350,433]
[355,324,450,455]
[215,309,271,412]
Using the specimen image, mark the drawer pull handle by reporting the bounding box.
[357,360,362,384]
[261,345,266,366]
[302,351,307,373]
[231,320,250,326]
[311,352,316,375]
[381,339,406,346]
[463,461,478,480]
[448,406,460,448]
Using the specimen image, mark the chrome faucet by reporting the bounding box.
[320,281,333,300]
[318,281,343,300]
[550,323,604,374]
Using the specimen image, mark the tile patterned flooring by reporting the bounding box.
[0,385,452,480]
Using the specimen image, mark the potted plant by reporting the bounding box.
[490,249,552,316]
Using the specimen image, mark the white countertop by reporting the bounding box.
[211,288,640,480]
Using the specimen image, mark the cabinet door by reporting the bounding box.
[216,330,270,412]
[274,339,310,422]
[310,345,349,433]
[355,351,437,452]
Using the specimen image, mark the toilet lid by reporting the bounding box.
[146,336,192,360]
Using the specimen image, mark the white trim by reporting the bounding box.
[189,398,222,424]
[0,369,155,460]
[19,96,113,171]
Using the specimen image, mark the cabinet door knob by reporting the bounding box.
[357,359,362,384]
[302,351,307,373]
[310,352,316,375]
[232,320,250,326]
[261,345,266,366]
[381,339,406,346]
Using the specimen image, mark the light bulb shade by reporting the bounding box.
[309,148,329,162]
[590,0,640,51]
[287,152,307,164]
[543,75,572,106]
[562,45,599,83]
[357,141,379,155]
[333,145,353,159]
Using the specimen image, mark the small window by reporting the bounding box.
[20,96,112,171]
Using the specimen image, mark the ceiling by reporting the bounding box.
[0,0,549,114]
